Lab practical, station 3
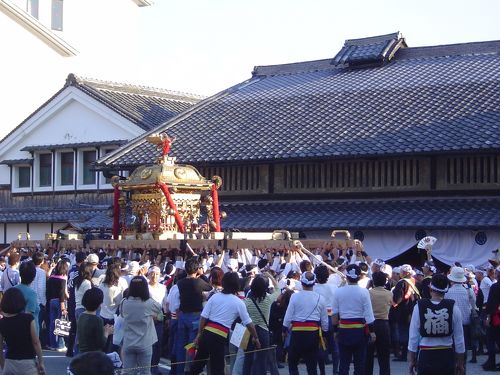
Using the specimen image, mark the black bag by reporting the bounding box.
[467,287,485,339]
[469,309,485,339]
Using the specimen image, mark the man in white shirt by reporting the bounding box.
[332,264,375,375]
[283,271,329,375]
[408,273,465,375]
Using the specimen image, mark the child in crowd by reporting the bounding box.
[77,288,113,353]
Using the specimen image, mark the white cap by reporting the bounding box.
[128,261,140,275]
[86,254,99,264]
[392,267,401,274]
[400,264,413,274]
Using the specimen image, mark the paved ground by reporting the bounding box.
[40,349,492,374]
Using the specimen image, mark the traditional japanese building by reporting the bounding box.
[96,32,500,265]
[0,74,202,244]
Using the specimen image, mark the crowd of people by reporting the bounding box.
[0,241,498,375]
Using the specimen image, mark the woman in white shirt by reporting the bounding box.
[74,263,93,320]
[99,263,128,353]
[148,266,166,375]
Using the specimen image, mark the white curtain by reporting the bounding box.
[362,230,500,267]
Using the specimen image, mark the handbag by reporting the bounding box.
[54,315,71,337]
[466,286,485,339]
[113,299,125,346]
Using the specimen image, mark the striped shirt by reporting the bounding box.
[30,267,47,306]
[244,290,279,331]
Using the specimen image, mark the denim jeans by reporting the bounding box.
[123,346,153,375]
[151,320,164,374]
[174,312,200,374]
[243,325,278,375]
[49,298,65,349]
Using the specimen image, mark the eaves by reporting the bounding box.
[0,0,78,57]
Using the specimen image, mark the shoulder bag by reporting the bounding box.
[467,286,484,339]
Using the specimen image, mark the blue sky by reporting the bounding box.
[135,0,500,96]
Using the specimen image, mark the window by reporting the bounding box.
[39,153,52,187]
[27,0,39,18]
[60,151,74,186]
[101,148,118,185]
[82,150,96,185]
[51,0,63,31]
[18,166,31,188]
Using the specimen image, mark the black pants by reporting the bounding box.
[417,348,454,375]
[288,330,320,375]
[189,329,227,375]
[338,328,368,375]
[365,320,391,375]
[485,325,500,366]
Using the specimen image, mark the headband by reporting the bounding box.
[430,283,448,293]
[300,272,316,286]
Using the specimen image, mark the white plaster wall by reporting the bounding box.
[6,223,28,242]
[28,223,52,240]
[0,90,143,184]
[20,99,141,144]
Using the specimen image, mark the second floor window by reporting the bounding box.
[51,0,63,31]
[18,166,31,188]
[39,153,52,187]
[82,150,96,185]
[60,151,74,185]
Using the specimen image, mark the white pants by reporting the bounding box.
[3,358,38,375]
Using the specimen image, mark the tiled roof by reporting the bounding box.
[66,74,203,132]
[96,37,500,168]
[0,74,203,145]
[332,32,407,67]
[0,206,109,224]
[72,211,113,230]
[0,159,32,165]
[220,198,500,231]
[21,139,128,152]
[18,198,500,232]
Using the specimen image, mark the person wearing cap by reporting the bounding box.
[445,266,476,367]
[482,265,500,371]
[86,254,105,286]
[414,268,424,286]
[408,273,465,375]
[421,261,436,299]
[283,271,329,375]
[332,264,375,375]
[391,264,420,362]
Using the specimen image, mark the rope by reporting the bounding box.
[118,345,278,373]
